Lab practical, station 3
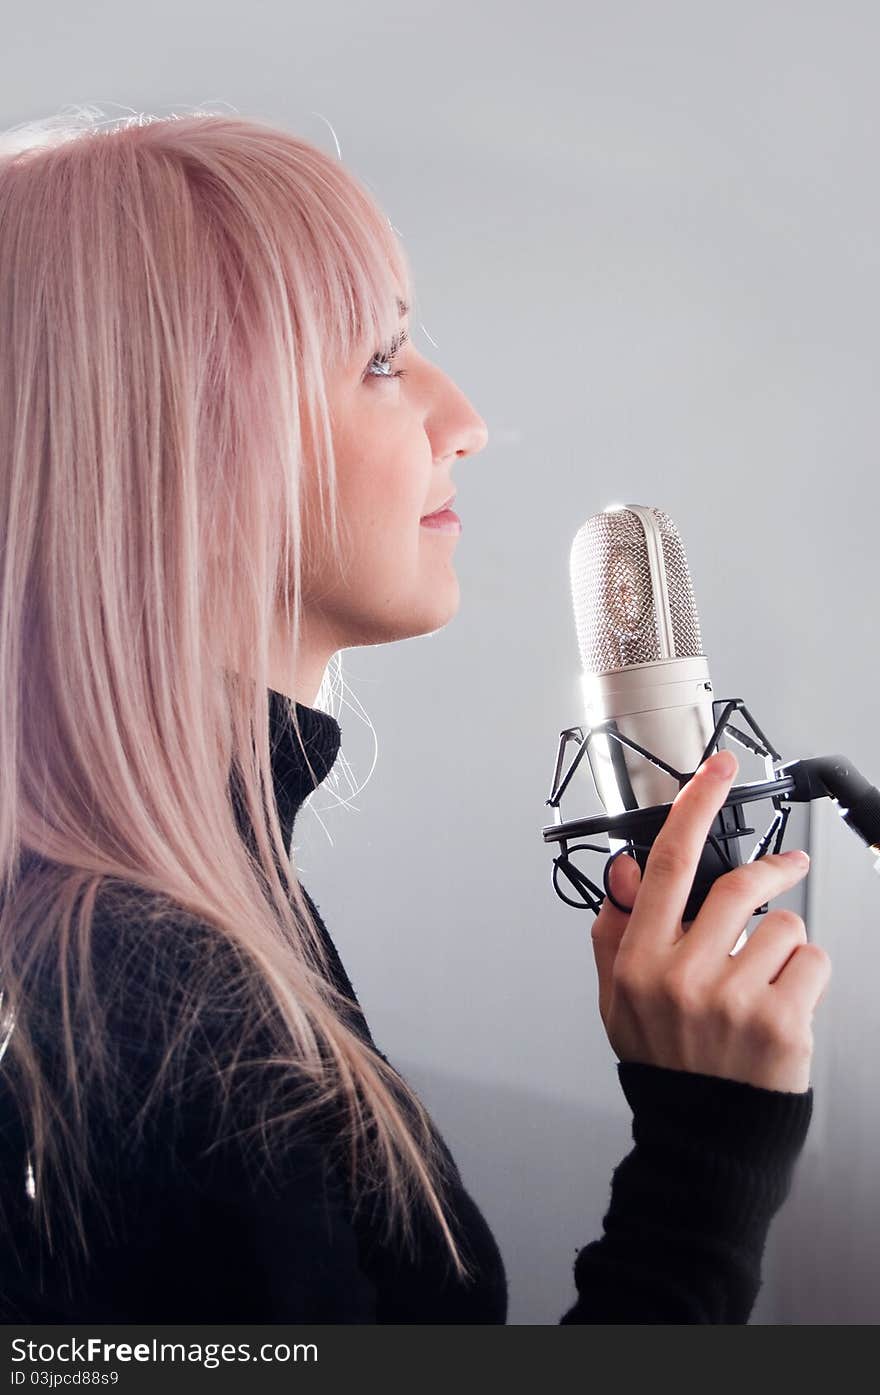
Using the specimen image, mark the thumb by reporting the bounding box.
[590,854,642,1022]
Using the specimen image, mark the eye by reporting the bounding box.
[368,359,408,382]
[364,328,410,382]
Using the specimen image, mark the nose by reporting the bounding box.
[463,411,490,458]
[433,373,490,466]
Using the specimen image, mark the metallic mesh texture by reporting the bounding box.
[569,506,703,674]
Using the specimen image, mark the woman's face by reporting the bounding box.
[299,301,489,658]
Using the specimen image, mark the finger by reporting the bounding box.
[591,854,642,1020]
[679,853,811,963]
[622,749,739,950]
[772,941,832,1011]
[720,904,807,983]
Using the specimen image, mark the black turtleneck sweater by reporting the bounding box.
[0,691,813,1323]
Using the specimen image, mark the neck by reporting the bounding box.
[268,609,339,707]
[231,686,343,857]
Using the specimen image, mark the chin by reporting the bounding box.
[417,577,461,636]
[339,574,461,648]
[384,584,461,645]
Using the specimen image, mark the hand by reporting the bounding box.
[590,749,832,1093]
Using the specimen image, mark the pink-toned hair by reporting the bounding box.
[0,108,475,1287]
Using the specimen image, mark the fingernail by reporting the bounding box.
[782,849,810,867]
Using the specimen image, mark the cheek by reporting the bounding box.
[342,450,426,550]
[366,497,423,579]
[306,410,437,605]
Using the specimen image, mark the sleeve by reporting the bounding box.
[558,1062,813,1325]
[34,891,383,1324]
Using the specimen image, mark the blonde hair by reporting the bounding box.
[0,107,476,1290]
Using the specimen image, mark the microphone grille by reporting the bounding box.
[570,505,703,674]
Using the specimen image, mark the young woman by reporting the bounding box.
[0,110,830,1323]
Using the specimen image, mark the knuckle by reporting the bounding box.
[701,864,760,916]
[798,942,832,975]
[716,982,753,1029]
[788,942,834,1000]
[612,953,647,1001]
[715,856,807,908]
[648,840,692,880]
[719,863,760,896]
[590,916,608,945]
[659,962,705,1015]
[753,1002,812,1057]
[764,908,807,940]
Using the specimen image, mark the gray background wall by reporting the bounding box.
[5,0,879,1324]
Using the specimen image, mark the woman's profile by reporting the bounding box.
[0,109,830,1323]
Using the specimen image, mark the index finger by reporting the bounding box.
[621,748,739,949]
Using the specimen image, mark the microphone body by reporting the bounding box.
[547,499,880,924]
[584,656,743,924]
[583,655,715,815]
[569,503,748,922]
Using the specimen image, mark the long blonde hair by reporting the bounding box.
[0,107,476,1288]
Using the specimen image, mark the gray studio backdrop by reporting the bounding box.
[5,0,879,1324]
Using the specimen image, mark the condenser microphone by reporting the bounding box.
[570,503,717,821]
[567,503,741,922]
[542,501,880,925]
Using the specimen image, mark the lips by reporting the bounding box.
[421,493,457,519]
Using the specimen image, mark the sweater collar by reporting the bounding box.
[267,687,342,850]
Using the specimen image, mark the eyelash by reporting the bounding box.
[368,360,408,382]
[365,329,410,382]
